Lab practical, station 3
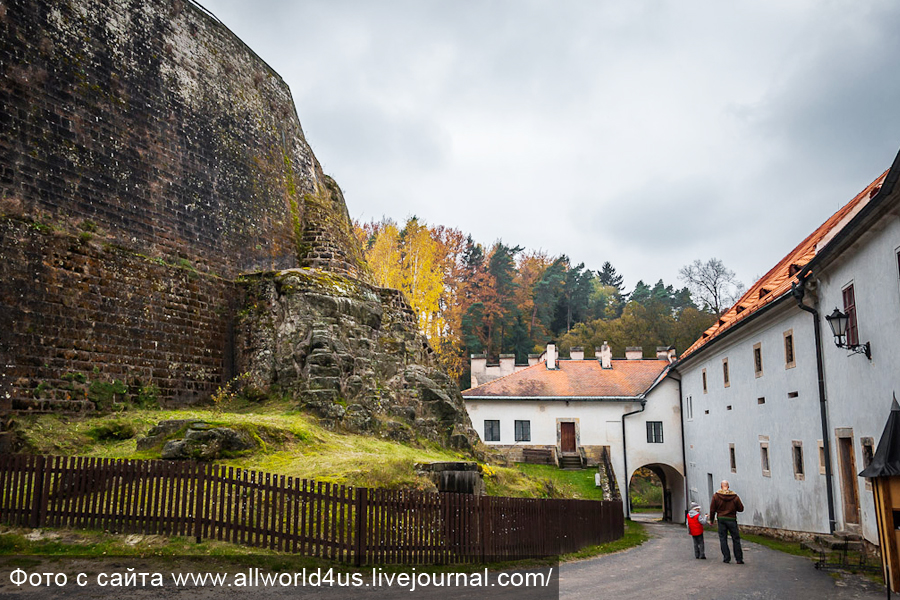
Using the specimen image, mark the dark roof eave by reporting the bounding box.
[462,395,645,402]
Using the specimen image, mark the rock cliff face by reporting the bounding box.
[237,269,477,449]
[0,0,478,449]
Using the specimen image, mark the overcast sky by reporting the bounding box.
[199,0,900,293]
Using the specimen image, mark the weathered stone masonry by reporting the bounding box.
[0,0,477,448]
[0,217,237,409]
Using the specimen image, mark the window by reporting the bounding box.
[484,420,500,442]
[726,405,732,411]
[514,420,531,442]
[753,343,763,377]
[793,441,804,480]
[760,438,770,477]
[686,396,693,421]
[702,369,708,394]
[818,440,826,475]
[758,397,766,405]
[722,358,730,388]
[647,421,664,443]
[842,284,859,347]
[729,444,736,473]
[788,391,799,398]
[784,330,796,369]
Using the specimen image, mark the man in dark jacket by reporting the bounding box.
[708,480,745,564]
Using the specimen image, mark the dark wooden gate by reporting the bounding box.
[561,422,576,453]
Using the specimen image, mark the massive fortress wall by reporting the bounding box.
[0,0,330,277]
[0,0,364,408]
[0,0,477,449]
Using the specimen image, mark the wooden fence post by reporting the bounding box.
[194,462,205,543]
[354,487,368,567]
[480,494,491,563]
[29,455,46,529]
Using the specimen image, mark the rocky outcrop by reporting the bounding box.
[236,269,479,450]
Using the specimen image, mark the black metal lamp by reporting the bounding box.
[825,307,871,359]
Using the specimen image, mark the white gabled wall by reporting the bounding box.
[464,371,685,521]
[679,302,832,534]
[816,212,900,543]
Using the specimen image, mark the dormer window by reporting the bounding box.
[759,288,771,299]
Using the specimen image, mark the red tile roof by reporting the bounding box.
[680,170,889,360]
[461,359,670,398]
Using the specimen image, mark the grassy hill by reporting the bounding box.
[7,399,604,500]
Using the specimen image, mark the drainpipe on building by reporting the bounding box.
[674,373,689,516]
[792,280,837,534]
[622,399,647,520]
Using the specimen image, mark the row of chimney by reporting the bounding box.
[545,343,676,369]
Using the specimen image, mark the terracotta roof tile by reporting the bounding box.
[680,170,889,360]
[461,359,669,398]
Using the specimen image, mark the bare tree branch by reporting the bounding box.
[678,258,743,316]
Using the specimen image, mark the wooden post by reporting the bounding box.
[480,495,491,563]
[194,462,205,543]
[354,487,368,567]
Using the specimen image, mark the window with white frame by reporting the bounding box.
[753,343,763,378]
[842,283,859,347]
[484,420,500,442]
[760,438,771,477]
[514,420,531,442]
[784,330,796,369]
[647,421,664,443]
[792,441,804,480]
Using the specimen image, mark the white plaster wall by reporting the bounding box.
[816,212,900,543]
[465,376,685,521]
[465,398,634,447]
[679,302,831,534]
[623,378,686,522]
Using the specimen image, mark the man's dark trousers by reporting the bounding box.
[717,518,743,562]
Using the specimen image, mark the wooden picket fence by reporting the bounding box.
[0,454,623,564]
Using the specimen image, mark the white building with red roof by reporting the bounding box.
[676,147,900,547]
[463,343,685,522]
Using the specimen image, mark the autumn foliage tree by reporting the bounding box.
[357,216,721,386]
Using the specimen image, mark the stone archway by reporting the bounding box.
[629,462,685,523]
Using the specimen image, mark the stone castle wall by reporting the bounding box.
[0,0,477,448]
[0,217,238,409]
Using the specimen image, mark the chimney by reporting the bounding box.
[656,346,670,361]
[668,347,677,363]
[625,346,643,360]
[598,342,612,369]
[470,353,487,388]
[570,346,584,361]
[499,354,516,375]
[546,343,557,370]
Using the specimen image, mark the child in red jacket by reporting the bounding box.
[686,501,708,559]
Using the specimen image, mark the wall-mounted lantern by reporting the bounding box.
[824,308,871,359]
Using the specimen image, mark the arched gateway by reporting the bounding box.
[628,462,686,523]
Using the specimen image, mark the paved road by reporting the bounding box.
[561,518,887,600]
[0,519,888,600]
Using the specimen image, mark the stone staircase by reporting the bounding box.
[559,455,583,470]
[800,530,865,554]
